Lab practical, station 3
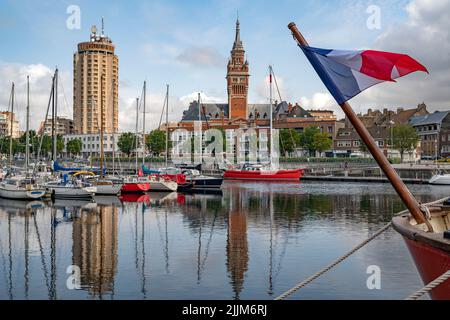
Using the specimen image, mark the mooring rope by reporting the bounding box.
[405,270,450,300]
[274,222,393,300]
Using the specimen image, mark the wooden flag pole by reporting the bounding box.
[287,22,431,229]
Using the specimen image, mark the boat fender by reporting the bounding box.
[444,230,450,240]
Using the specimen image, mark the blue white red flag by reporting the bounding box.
[299,45,428,104]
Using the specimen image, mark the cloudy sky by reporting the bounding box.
[0,0,448,132]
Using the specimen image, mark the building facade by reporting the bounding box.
[63,133,120,157]
[38,117,75,136]
[409,111,450,158]
[0,111,21,138]
[73,24,119,134]
[335,105,429,160]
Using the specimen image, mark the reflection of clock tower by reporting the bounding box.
[227,18,249,120]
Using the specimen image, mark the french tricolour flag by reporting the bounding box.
[299,45,428,104]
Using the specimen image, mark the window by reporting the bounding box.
[337,141,351,147]
[328,126,333,134]
[377,140,384,147]
[353,141,360,147]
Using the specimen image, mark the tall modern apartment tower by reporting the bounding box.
[73,21,119,134]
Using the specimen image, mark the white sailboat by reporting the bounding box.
[428,139,450,185]
[0,78,46,200]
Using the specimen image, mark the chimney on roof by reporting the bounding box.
[288,103,293,113]
[397,107,404,114]
[367,108,373,115]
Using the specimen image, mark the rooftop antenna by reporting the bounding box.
[101,17,104,36]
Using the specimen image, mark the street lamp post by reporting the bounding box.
[389,120,395,160]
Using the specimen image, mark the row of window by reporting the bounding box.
[82,143,114,150]
[65,135,117,142]
[417,124,438,132]
[336,140,384,147]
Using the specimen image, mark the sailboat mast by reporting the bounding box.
[269,66,273,166]
[100,74,105,179]
[135,97,139,174]
[142,81,146,165]
[26,76,30,175]
[112,79,116,176]
[52,68,58,161]
[9,83,14,169]
[198,91,201,121]
[165,84,169,167]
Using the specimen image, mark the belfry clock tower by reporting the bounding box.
[227,18,249,119]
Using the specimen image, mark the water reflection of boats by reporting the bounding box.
[0,199,45,211]
[120,193,151,203]
[52,198,97,210]
[93,195,122,206]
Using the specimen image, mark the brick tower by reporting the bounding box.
[227,18,249,119]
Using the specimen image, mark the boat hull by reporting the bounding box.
[403,237,450,300]
[429,174,450,185]
[45,185,96,199]
[224,169,303,181]
[392,211,450,300]
[95,183,122,195]
[0,188,46,200]
[149,180,178,192]
[121,182,150,193]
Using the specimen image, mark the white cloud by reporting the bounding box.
[352,0,450,110]
[0,62,71,131]
[299,92,344,117]
[254,74,291,104]
[177,46,226,68]
[179,92,225,105]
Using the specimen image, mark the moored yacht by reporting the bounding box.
[0,177,46,200]
[224,163,303,181]
[43,179,96,199]
[429,170,450,185]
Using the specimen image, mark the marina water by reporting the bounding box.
[1,181,448,300]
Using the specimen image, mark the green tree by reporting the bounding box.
[313,132,333,154]
[146,130,171,156]
[118,132,138,157]
[299,127,332,156]
[57,135,64,154]
[391,124,420,163]
[66,138,82,155]
[279,129,300,156]
[40,135,52,158]
[0,136,19,157]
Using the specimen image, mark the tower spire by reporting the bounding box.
[233,16,243,50]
